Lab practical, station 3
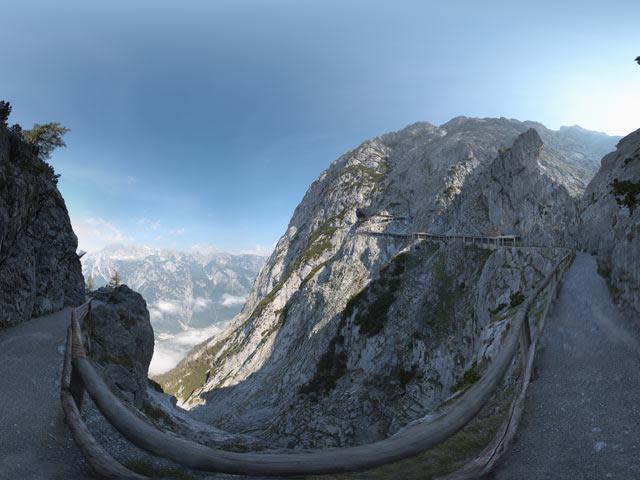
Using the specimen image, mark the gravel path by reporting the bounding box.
[494,253,640,479]
[0,308,92,479]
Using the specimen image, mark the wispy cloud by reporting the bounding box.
[190,243,273,257]
[73,216,130,253]
[220,294,246,307]
[137,217,161,231]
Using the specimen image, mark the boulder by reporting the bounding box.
[84,285,154,407]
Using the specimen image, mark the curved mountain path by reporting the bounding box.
[493,253,640,479]
[0,307,92,479]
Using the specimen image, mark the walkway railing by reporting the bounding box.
[361,230,521,247]
[439,249,574,479]
[60,251,572,479]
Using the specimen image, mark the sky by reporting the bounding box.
[2,0,639,254]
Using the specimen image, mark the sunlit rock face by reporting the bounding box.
[580,128,640,319]
[157,117,617,448]
[0,123,84,327]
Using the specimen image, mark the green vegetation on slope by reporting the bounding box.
[451,361,481,393]
[250,211,345,321]
[299,327,348,396]
[424,251,456,336]
[123,459,194,480]
[611,178,640,214]
[345,252,409,337]
[597,262,622,302]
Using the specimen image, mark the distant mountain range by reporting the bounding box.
[81,244,266,374]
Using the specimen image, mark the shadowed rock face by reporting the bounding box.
[0,123,84,327]
[85,285,154,407]
[580,128,640,320]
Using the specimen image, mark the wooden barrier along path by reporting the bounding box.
[60,250,572,478]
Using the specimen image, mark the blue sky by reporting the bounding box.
[3,0,638,254]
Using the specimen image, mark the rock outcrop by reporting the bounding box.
[0,113,84,328]
[157,117,617,448]
[444,129,579,246]
[84,285,154,407]
[580,128,640,319]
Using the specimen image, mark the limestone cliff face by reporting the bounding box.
[157,117,616,448]
[442,128,580,247]
[580,128,640,319]
[0,122,84,327]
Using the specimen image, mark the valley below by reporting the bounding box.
[81,245,265,374]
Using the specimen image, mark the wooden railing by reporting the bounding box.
[438,249,574,479]
[60,303,147,479]
[61,251,573,479]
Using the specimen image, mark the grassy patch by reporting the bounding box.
[451,361,481,393]
[342,163,387,185]
[299,328,348,396]
[249,211,344,321]
[509,291,525,308]
[111,355,134,370]
[141,402,175,428]
[425,251,457,337]
[123,459,194,480]
[597,263,621,301]
[316,382,513,480]
[155,338,226,400]
[488,303,507,315]
[345,251,413,337]
[301,261,327,286]
[262,302,290,338]
[397,365,419,389]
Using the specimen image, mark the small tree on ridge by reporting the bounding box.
[23,122,70,159]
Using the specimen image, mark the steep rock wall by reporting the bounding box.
[0,122,84,327]
[580,128,640,319]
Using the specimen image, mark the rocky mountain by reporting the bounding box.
[580,128,640,319]
[81,245,266,374]
[156,117,618,448]
[0,106,84,327]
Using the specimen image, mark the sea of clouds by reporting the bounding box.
[149,322,229,375]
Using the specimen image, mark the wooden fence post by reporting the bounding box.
[69,309,85,411]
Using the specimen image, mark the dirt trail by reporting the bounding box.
[493,253,640,479]
[0,308,92,479]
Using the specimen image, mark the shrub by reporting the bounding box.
[509,291,525,308]
[610,178,640,215]
[109,271,122,288]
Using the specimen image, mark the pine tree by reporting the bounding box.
[86,274,94,292]
[109,271,121,288]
